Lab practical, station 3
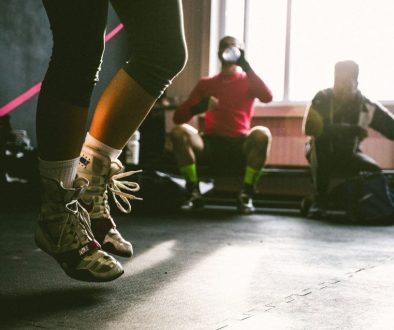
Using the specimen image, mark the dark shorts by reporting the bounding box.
[198,134,247,175]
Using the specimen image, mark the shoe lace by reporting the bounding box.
[108,169,142,214]
[56,199,94,248]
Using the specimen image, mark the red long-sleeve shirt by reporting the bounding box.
[173,70,272,137]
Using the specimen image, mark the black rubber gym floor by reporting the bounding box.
[1,206,394,329]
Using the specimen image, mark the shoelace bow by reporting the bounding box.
[108,169,142,214]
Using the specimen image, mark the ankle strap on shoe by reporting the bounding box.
[78,240,101,256]
[55,239,101,270]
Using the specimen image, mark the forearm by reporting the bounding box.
[370,103,394,140]
[304,118,359,139]
[173,81,206,124]
[173,105,193,124]
[303,106,322,137]
[246,70,273,103]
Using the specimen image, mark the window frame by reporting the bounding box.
[211,0,394,107]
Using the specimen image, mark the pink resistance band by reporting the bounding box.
[0,23,124,117]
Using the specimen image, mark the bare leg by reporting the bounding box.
[170,124,205,210]
[89,70,156,150]
[78,0,187,255]
[237,126,272,214]
[243,126,272,170]
[170,124,204,167]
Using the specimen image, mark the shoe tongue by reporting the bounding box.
[109,159,123,177]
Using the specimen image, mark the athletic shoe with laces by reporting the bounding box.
[307,198,327,219]
[78,146,141,258]
[180,183,204,211]
[34,176,123,282]
[237,190,256,214]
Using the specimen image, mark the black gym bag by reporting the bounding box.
[344,173,394,225]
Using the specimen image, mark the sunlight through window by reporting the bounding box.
[220,0,394,102]
[290,0,394,101]
[223,0,245,41]
[246,0,287,102]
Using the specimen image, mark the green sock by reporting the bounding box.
[243,166,261,186]
[180,163,198,184]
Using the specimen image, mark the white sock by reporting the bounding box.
[39,157,79,188]
[84,133,122,161]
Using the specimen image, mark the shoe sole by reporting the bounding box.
[35,226,124,282]
[63,266,124,283]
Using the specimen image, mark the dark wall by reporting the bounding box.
[0,1,128,147]
[0,0,211,147]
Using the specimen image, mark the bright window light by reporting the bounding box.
[246,0,287,102]
[220,0,394,102]
[223,0,245,42]
[290,0,394,102]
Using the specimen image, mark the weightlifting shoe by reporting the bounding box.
[35,177,123,282]
[181,183,204,211]
[237,190,256,215]
[79,147,141,257]
[307,198,327,219]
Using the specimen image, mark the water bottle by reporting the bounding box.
[222,46,241,63]
[125,131,140,165]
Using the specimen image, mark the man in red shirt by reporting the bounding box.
[170,36,273,214]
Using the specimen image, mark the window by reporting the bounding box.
[217,0,394,103]
[223,0,245,41]
[245,0,288,102]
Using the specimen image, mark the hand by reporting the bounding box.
[207,96,219,111]
[236,49,252,72]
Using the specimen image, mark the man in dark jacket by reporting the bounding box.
[303,60,394,218]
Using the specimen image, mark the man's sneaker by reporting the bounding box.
[237,190,256,215]
[181,185,204,211]
[79,147,141,258]
[307,199,327,219]
[35,177,123,282]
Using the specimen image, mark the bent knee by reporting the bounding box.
[124,40,187,98]
[249,126,272,145]
[169,125,190,143]
[160,44,188,79]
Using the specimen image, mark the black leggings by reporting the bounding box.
[41,0,187,107]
